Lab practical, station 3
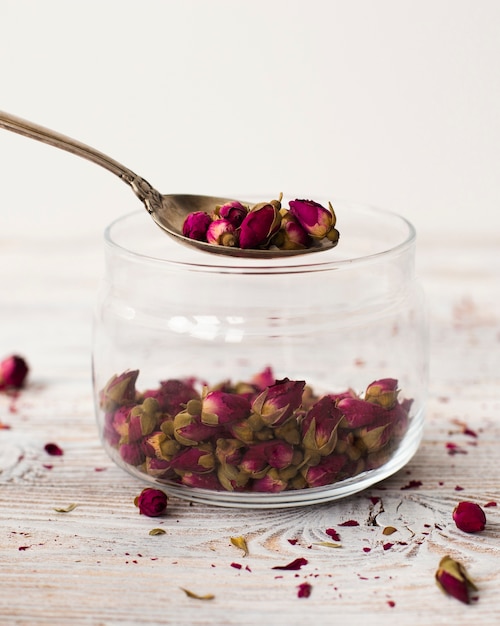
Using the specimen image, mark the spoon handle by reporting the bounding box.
[0,110,161,211]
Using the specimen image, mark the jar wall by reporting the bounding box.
[92,204,428,507]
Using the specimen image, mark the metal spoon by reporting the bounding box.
[0,111,337,258]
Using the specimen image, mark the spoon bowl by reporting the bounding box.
[0,111,337,259]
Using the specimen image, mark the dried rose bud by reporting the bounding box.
[206,219,238,247]
[274,213,312,250]
[356,419,394,453]
[119,442,145,466]
[112,405,132,440]
[128,397,161,442]
[143,431,180,460]
[217,463,250,491]
[453,502,486,533]
[144,456,175,478]
[100,370,139,411]
[215,201,248,228]
[337,397,385,428]
[252,468,288,493]
[250,366,275,391]
[289,199,336,239]
[173,410,219,446]
[182,211,213,241]
[144,378,199,416]
[181,471,224,490]
[170,443,215,475]
[0,355,29,389]
[301,454,346,488]
[252,378,305,427]
[239,440,294,475]
[215,438,244,466]
[134,487,168,517]
[238,203,281,249]
[301,396,343,457]
[435,555,478,604]
[365,378,399,409]
[201,390,251,426]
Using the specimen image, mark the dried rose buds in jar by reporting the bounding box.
[0,355,29,390]
[99,367,414,494]
[453,501,486,533]
[180,194,340,252]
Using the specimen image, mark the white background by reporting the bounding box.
[1,0,499,240]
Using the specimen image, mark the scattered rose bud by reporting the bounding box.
[206,219,238,247]
[289,198,336,239]
[453,501,486,533]
[134,488,168,517]
[435,555,478,604]
[182,211,213,241]
[0,355,29,390]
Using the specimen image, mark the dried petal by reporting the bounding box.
[0,355,29,389]
[44,442,64,456]
[134,488,168,517]
[149,528,166,535]
[382,526,398,536]
[297,582,312,598]
[182,211,212,241]
[230,535,249,557]
[54,503,78,513]
[180,588,215,600]
[272,557,308,571]
[452,502,486,533]
[435,555,478,604]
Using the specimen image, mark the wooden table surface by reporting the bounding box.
[0,227,499,625]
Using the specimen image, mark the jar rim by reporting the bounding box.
[104,200,416,274]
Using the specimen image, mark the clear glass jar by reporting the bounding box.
[92,200,428,508]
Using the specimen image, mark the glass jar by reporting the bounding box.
[92,199,428,508]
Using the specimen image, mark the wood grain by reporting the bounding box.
[1,231,499,625]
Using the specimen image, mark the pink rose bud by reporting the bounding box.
[144,456,175,479]
[252,468,288,493]
[238,203,281,249]
[276,213,312,250]
[301,396,343,457]
[365,378,399,409]
[435,555,478,604]
[181,471,224,490]
[0,355,29,389]
[215,201,248,227]
[112,405,132,439]
[289,199,336,239]
[144,378,199,416]
[169,444,215,474]
[206,219,238,247]
[134,487,168,517]
[301,454,346,488]
[143,431,180,460]
[201,390,251,426]
[452,501,486,533]
[215,438,245,466]
[119,442,145,466]
[356,420,394,453]
[251,366,275,391]
[252,378,306,427]
[100,370,139,411]
[239,440,294,475]
[182,211,213,241]
[173,410,219,446]
[337,397,385,428]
